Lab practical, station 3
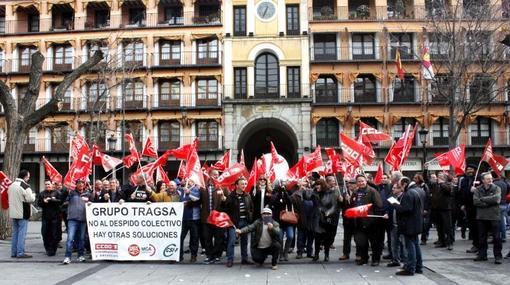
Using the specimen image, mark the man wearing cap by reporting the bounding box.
[237,208,281,270]
[60,179,92,264]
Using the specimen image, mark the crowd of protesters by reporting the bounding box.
[7,164,510,273]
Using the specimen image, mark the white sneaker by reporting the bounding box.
[78,256,86,262]
[272,265,278,270]
[62,257,71,264]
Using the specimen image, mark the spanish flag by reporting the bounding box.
[422,46,435,80]
[395,48,405,80]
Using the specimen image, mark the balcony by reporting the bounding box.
[387,0,415,19]
[193,1,221,25]
[432,136,449,146]
[121,0,146,28]
[311,0,338,21]
[158,0,184,26]
[51,3,74,31]
[85,1,110,30]
[0,7,5,34]
[348,0,377,20]
[112,95,148,110]
[312,87,384,105]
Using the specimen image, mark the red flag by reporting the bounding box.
[434,144,466,175]
[245,158,258,193]
[340,133,366,167]
[70,133,88,161]
[270,142,284,164]
[359,121,392,143]
[358,135,376,166]
[239,149,245,165]
[169,138,198,160]
[142,136,158,158]
[303,146,323,173]
[212,150,231,171]
[177,160,187,179]
[287,157,306,181]
[374,162,383,185]
[325,147,341,174]
[214,163,249,188]
[481,139,509,176]
[64,144,92,189]
[0,171,13,210]
[156,166,171,185]
[344,203,372,218]
[185,149,205,187]
[100,153,123,172]
[90,144,102,166]
[385,124,417,171]
[207,210,234,228]
[123,133,140,168]
[129,162,156,185]
[42,156,63,183]
[396,48,405,80]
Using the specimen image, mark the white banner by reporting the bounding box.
[86,202,184,261]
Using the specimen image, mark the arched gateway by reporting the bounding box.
[237,118,299,167]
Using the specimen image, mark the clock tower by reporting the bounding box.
[223,0,311,165]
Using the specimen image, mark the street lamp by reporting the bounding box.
[418,128,429,174]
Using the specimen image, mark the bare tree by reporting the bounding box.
[0,51,103,239]
[425,0,509,148]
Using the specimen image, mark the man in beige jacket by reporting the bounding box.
[8,170,35,258]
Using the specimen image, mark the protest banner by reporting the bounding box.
[86,202,184,261]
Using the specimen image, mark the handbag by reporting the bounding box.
[280,204,299,225]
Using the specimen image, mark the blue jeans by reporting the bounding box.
[65,219,86,258]
[403,235,422,273]
[227,218,249,262]
[11,219,29,257]
[499,205,507,241]
[390,225,406,264]
[279,225,295,243]
[297,227,314,255]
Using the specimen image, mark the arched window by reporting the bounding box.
[315,76,338,103]
[255,53,279,98]
[316,118,339,146]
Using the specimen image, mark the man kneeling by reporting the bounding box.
[236,208,281,270]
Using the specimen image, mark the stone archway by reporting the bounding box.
[237,118,298,168]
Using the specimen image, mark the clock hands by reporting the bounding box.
[263,6,268,18]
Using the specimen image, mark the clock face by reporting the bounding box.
[257,1,276,20]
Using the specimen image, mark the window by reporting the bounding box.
[51,83,72,110]
[429,33,449,59]
[287,67,300,98]
[197,38,218,64]
[160,40,181,65]
[316,118,339,146]
[286,5,299,35]
[233,6,246,36]
[354,75,377,103]
[129,8,146,26]
[16,84,31,111]
[0,13,5,33]
[390,33,413,59]
[470,117,491,145]
[392,118,417,146]
[159,121,180,149]
[19,46,37,72]
[234,68,247,99]
[28,14,39,32]
[430,73,450,102]
[124,80,144,108]
[159,80,180,107]
[352,33,375,59]
[466,32,490,60]
[53,44,73,69]
[0,51,3,72]
[51,126,71,152]
[463,0,488,19]
[164,5,183,25]
[313,34,337,60]
[95,9,109,28]
[315,76,337,103]
[255,53,279,98]
[123,40,144,66]
[432,117,449,145]
[24,128,37,152]
[87,81,107,109]
[196,3,221,24]
[197,121,218,149]
[469,75,493,103]
[392,75,415,102]
[196,78,218,105]
[88,41,109,63]
[426,0,449,17]
[312,0,336,20]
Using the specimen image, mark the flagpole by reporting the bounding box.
[103,165,127,181]
[472,159,484,188]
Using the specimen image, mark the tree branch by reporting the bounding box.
[0,80,17,121]
[20,52,45,118]
[23,50,104,129]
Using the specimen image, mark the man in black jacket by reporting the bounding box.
[459,165,479,253]
[390,177,423,276]
[37,180,62,256]
[221,177,254,267]
[491,171,508,243]
[237,207,281,270]
[430,172,454,250]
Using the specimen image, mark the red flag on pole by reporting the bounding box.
[245,158,258,193]
[122,133,140,168]
[207,210,234,228]
[344,203,373,218]
[303,146,323,173]
[185,148,205,187]
[177,160,187,179]
[434,144,466,175]
[0,171,13,210]
[214,163,249,188]
[64,144,92,189]
[340,133,366,167]
[212,150,231,171]
[384,124,417,171]
[142,136,158,158]
[169,138,198,160]
[481,139,509,176]
[359,121,392,143]
[270,141,284,164]
[374,162,384,185]
[42,156,63,183]
[156,166,171,185]
[100,153,123,172]
[70,133,89,161]
[325,147,341,174]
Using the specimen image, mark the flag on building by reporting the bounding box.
[422,46,435,80]
[396,48,405,80]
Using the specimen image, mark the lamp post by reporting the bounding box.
[107,134,117,153]
[418,128,429,175]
